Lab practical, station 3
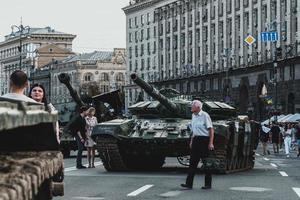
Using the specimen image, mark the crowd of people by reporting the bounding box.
[1,70,98,169]
[260,121,300,158]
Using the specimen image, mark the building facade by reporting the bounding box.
[50,49,126,123]
[123,0,300,120]
[0,26,76,94]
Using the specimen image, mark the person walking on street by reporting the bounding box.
[85,107,98,168]
[270,123,280,154]
[68,106,89,169]
[283,123,292,158]
[181,100,214,190]
[260,124,271,155]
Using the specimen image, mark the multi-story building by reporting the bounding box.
[123,0,300,120]
[0,26,76,94]
[50,48,126,123]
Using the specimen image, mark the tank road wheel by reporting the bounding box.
[34,179,52,200]
[177,156,190,166]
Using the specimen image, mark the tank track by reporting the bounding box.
[94,137,128,171]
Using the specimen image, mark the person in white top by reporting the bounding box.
[181,100,214,190]
[283,123,292,157]
[85,107,98,168]
[1,70,37,103]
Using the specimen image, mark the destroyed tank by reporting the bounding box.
[58,73,124,157]
[92,73,260,173]
[0,97,64,199]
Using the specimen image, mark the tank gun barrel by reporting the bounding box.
[58,73,85,107]
[130,73,178,113]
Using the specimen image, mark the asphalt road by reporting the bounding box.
[56,145,300,200]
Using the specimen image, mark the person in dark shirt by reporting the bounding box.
[270,123,280,154]
[68,106,89,169]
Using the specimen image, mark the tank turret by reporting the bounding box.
[130,73,178,114]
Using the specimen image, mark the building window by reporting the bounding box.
[129,47,132,58]
[101,73,109,81]
[129,61,132,71]
[116,73,124,81]
[141,14,145,25]
[147,13,150,23]
[147,27,150,39]
[129,18,133,28]
[83,73,93,82]
[134,16,138,27]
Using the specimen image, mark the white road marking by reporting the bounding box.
[73,197,105,200]
[127,184,154,197]
[270,163,277,168]
[230,187,272,192]
[263,157,270,161]
[160,190,182,197]
[255,153,260,156]
[64,161,102,172]
[293,188,300,198]
[279,171,288,177]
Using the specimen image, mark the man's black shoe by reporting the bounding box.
[76,165,87,169]
[201,186,211,189]
[180,184,192,189]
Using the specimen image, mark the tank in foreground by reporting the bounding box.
[0,98,64,199]
[92,74,260,173]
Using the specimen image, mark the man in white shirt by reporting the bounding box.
[1,70,37,103]
[181,100,214,190]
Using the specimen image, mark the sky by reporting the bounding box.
[0,0,129,53]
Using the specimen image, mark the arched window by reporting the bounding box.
[83,72,93,82]
[101,73,109,81]
[116,73,124,81]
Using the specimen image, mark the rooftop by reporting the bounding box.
[4,26,75,41]
[61,51,114,65]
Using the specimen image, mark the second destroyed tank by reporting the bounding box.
[92,73,260,173]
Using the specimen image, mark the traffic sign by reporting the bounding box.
[244,35,256,45]
[261,32,278,42]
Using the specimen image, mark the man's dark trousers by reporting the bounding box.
[185,136,212,187]
[75,134,84,167]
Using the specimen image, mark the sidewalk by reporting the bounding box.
[256,142,299,159]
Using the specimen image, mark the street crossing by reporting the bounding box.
[59,150,300,200]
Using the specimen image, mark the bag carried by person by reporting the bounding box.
[202,150,222,173]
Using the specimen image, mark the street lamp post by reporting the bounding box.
[11,23,30,70]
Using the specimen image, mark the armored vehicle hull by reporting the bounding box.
[0,98,64,199]
[92,118,259,173]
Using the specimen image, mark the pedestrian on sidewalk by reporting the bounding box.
[68,106,89,169]
[283,123,292,158]
[181,100,214,190]
[260,124,271,155]
[270,123,280,154]
[85,107,98,168]
[295,121,300,157]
